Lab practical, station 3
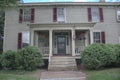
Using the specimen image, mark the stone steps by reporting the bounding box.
[48,56,77,71]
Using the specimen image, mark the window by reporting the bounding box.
[22,31,30,48]
[57,8,65,22]
[93,32,101,43]
[88,7,103,22]
[19,8,35,23]
[18,31,30,49]
[91,7,100,22]
[117,11,120,22]
[23,9,31,21]
[53,8,65,22]
[93,31,105,43]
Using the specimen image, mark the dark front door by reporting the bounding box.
[57,36,66,55]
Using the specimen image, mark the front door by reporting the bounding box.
[57,36,66,55]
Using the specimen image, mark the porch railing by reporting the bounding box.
[75,46,85,55]
[39,47,49,55]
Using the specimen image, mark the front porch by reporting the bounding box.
[29,23,95,58]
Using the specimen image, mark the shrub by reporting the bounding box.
[1,50,19,70]
[0,54,2,70]
[114,44,120,65]
[81,44,116,70]
[19,46,44,70]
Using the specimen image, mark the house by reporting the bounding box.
[3,0,120,70]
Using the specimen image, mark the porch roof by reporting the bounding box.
[28,23,96,28]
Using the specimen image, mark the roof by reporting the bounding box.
[18,2,120,7]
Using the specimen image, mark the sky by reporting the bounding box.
[23,0,120,3]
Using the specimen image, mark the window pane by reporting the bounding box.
[92,7,100,22]
[22,31,29,47]
[23,9,31,21]
[57,8,65,22]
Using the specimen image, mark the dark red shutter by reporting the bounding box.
[99,8,104,22]
[101,32,105,43]
[30,8,35,23]
[53,8,57,22]
[18,33,22,49]
[19,9,23,23]
[88,8,92,22]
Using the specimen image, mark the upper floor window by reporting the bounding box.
[88,7,104,22]
[117,11,120,22]
[93,31,105,43]
[19,8,35,23]
[23,9,31,21]
[53,8,65,22]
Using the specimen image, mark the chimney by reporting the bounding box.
[100,0,105,2]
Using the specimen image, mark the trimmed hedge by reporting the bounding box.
[19,46,44,70]
[114,44,120,65]
[1,50,19,70]
[81,44,116,70]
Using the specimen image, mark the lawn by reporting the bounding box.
[85,68,120,80]
[0,70,42,80]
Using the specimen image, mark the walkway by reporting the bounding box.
[40,71,86,80]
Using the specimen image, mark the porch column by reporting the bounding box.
[49,29,53,56]
[90,30,93,44]
[71,28,75,56]
[30,30,34,46]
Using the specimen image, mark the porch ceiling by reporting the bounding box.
[28,23,96,28]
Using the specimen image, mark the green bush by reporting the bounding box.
[114,44,120,65]
[1,50,19,70]
[81,44,116,70]
[0,54,2,70]
[19,46,44,70]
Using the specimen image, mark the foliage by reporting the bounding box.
[0,54,2,70]
[0,0,17,9]
[81,44,116,70]
[1,50,19,70]
[19,46,44,70]
[114,44,120,65]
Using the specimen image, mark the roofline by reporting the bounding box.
[18,2,120,7]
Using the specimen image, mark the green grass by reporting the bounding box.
[0,70,40,80]
[85,68,120,80]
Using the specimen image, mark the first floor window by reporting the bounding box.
[18,31,30,49]
[93,31,105,43]
[93,32,101,43]
[22,31,30,47]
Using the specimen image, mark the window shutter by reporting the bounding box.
[101,31,105,43]
[53,8,57,22]
[19,9,23,23]
[18,33,22,49]
[88,8,92,22]
[30,8,35,23]
[99,8,104,22]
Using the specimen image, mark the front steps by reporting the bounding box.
[48,56,77,71]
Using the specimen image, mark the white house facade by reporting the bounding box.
[4,1,120,69]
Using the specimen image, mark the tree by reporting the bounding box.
[0,0,17,9]
[0,0,18,50]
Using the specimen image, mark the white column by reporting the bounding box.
[30,30,34,46]
[90,30,93,44]
[49,29,53,56]
[71,28,75,56]
[85,31,88,46]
